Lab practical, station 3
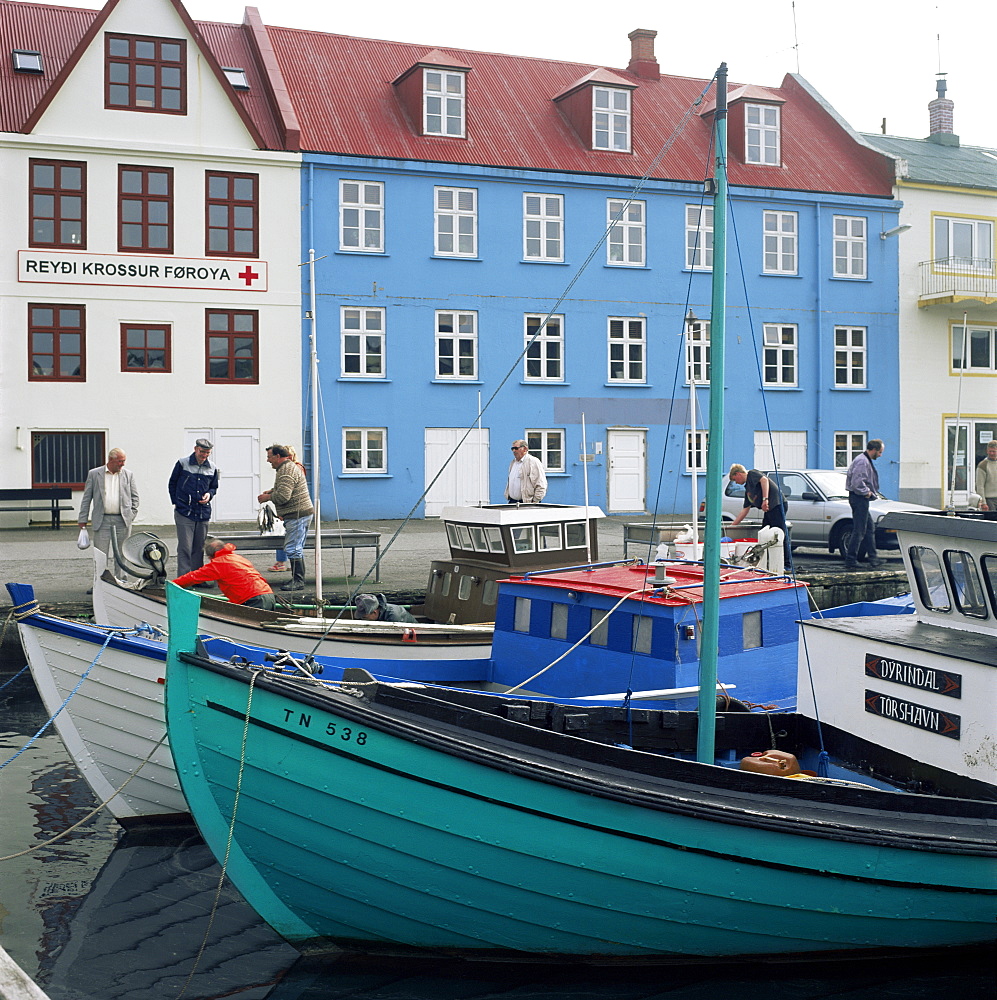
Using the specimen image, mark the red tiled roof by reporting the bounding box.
[265,26,894,195]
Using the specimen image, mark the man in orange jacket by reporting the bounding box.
[173,537,276,610]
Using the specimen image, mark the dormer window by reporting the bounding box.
[12,49,43,74]
[222,67,249,91]
[745,103,780,165]
[424,69,465,136]
[593,87,630,151]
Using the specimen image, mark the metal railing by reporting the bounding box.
[919,257,997,300]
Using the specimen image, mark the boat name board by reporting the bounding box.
[864,690,961,740]
[864,654,961,699]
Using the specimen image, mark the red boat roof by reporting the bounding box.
[507,561,807,607]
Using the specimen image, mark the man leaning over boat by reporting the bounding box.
[174,537,276,610]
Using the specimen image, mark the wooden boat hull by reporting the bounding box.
[165,592,997,959]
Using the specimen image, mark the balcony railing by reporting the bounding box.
[919,257,997,304]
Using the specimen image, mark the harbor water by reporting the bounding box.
[1,648,994,1000]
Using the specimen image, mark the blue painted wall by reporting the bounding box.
[301,155,900,517]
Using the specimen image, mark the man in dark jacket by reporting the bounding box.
[168,438,219,577]
[353,593,418,623]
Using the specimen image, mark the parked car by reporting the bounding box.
[703,469,937,557]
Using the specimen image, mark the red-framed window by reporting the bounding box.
[28,303,86,381]
[29,159,86,248]
[119,165,173,253]
[121,323,171,372]
[31,431,105,490]
[206,172,258,257]
[105,34,186,114]
[206,310,258,383]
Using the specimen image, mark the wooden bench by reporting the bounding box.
[0,487,74,529]
[213,528,383,581]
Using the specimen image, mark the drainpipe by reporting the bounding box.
[814,206,823,454]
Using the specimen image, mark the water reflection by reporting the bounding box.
[1,661,994,1000]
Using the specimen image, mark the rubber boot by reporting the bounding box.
[281,557,306,591]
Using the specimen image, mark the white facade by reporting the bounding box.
[1,0,302,526]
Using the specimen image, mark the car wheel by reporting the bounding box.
[834,523,868,562]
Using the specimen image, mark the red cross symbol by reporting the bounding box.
[239,266,259,287]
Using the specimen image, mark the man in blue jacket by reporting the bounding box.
[168,438,219,577]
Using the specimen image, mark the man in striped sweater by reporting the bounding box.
[258,443,314,591]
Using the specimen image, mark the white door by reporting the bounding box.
[608,429,645,512]
[184,428,260,521]
[424,428,490,517]
[754,430,807,470]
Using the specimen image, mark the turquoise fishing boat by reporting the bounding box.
[164,65,996,960]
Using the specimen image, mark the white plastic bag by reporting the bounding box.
[77,527,91,550]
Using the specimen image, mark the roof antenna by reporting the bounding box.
[791,2,801,73]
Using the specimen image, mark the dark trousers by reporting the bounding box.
[174,512,209,576]
[762,502,792,567]
[243,593,277,611]
[846,493,876,562]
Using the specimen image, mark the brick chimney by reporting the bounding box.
[627,28,659,80]
[927,75,959,146]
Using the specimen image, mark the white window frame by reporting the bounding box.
[527,429,565,473]
[762,323,798,387]
[423,69,465,137]
[833,432,867,469]
[523,193,563,261]
[607,198,645,266]
[435,310,477,379]
[833,216,867,278]
[932,215,995,272]
[686,204,713,270]
[952,323,997,373]
[745,103,780,165]
[339,180,383,252]
[340,306,385,377]
[763,210,797,274]
[434,187,477,257]
[833,326,867,388]
[685,319,711,384]
[343,427,386,473]
[524,314,563,382]
[592,86,631,151]
[686,429,708,473]
[607,316,646,383]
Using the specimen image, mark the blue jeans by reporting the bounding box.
[846,493,876,562]
[282,514,312,559]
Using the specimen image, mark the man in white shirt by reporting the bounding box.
[504,440,548,504]
[78,449,140,581]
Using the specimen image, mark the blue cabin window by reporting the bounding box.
[743,610,762,649]
[632,614,652,654]
[514,597,531,632]
[589,608,608,646]
[551,603,568,639]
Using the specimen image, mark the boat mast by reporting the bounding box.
[308,247,323,604]
[697,63,728,764]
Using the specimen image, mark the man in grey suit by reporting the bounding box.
[78,448,140,581]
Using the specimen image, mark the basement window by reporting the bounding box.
[13,50,43,73]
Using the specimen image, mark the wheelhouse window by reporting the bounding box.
[29,304,85,381]
[685,319,711,384]
[343,428,386,473]
[745,103,780,165]
[527,429,564,473]
[608,317,646,383]
[524,314,563,381]
[31,431,104,490]
[105,34,185,114]
[435,187,477,256]
[944,550,988,619]
[833,326,867,387]
[524,194,563,261]
[833,216,867,278]
[592,87,630,151]
[607,198,644,266]
[910,545,950,611]
[341,307,385,377]
[435,311,477,378]
[29,160,85,248]
[340,181,383,252]
[424,69,465,136]
[952,324,997,373]
[686,205,713,270]
[121,323,170,371]
[205,310,257,383]
[762,211,797,274]
[119,166,172,252]
[206,172,258,257]
[762,324,797,387]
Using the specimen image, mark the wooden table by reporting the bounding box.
[214,529,382,581]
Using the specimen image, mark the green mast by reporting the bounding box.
[696,63,728,764]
